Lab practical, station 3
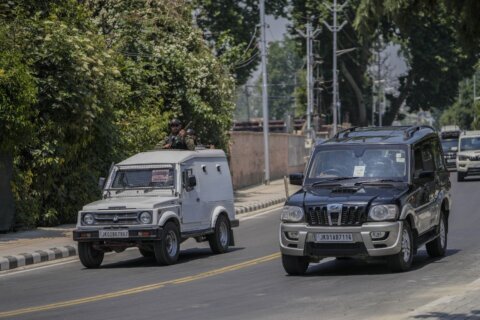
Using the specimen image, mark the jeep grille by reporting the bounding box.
[306,205,366,226]
[92,212,140,225]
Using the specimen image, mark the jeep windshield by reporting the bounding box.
[306,145,408,184]
[109,165,175,190]
[459,137,480,151]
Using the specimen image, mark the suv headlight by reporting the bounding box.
[83,213,95,225]
[139,211,153,224]
[281,206,304,223]
[368,205,399,221]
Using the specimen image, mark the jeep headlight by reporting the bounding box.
[281,206,304,223]
[139,211,152,224]
[368,205,398,221]
[83,213,95,225]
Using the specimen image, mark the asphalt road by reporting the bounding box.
[2,173,480,320]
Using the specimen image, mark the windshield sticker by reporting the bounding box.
[151,169,170,183]
[396,157,405,163]
[353,166,366,177]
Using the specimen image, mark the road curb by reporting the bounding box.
[235,196,286,215]
[0,245,77,271]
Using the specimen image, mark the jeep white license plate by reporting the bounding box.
[314,233,353,243]
[99,230,129,238]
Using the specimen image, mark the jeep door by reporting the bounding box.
[412,140,437,234]
[180,163,204,232]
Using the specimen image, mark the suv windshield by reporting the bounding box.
[110,166,175,189]
[441,139,458,152]
[307,146,408,181]
[459,137,480,151]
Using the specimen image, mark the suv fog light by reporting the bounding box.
[286,231,300,240]
[371,231,386,240]
[139,211,152,224]
[83,213,94,225]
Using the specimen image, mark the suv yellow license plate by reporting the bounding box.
[99,230,129,238]
[314,233,353,243]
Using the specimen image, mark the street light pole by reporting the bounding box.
[259,0,270,184]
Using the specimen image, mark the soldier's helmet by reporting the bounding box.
[170,118,181,127]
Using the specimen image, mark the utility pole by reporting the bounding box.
[323,0,348,136]
[259,0,270,184]
[244,85,250,122]
[296,21,321,140]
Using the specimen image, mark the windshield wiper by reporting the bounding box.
[354,179,405,186]
[311,177,359,186]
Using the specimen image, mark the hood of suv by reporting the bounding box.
[458,150,480,157]
[287,184,408,206]
[83,196,178,211]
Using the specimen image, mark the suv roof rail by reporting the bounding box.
[403,125,435,139]
[334,127,359,138]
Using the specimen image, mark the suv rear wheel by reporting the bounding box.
[387,222,414,272]
[154,222,180,265]
[78,242,104,268]
[426,212,448,257]
[282,254,309,275]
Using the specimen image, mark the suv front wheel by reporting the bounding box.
[282,254,309,275]
[387,222,414,272]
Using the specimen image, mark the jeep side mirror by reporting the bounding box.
[98,177,106,190]
[289,173,304,186]
[452,147,458,152]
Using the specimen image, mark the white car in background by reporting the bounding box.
[457,131,480,181]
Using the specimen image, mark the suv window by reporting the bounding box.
[413,142,435,174]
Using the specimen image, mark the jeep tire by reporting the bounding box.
[154,222,180,265]
[426,212,448,258]
[387,222,414,272]
[78,242,104,268]
[282,254,309,275]
[208,214,231,254]
[457,172,465,182]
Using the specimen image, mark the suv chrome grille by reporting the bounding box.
[306,205,366,226]
[93,212,139,225]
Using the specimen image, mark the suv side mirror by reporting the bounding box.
[452,146,458,152]
[414,171,434,181]
[289,173,304,186]
[98,177,106,190]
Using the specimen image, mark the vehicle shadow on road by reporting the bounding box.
[303,249,460,276]
[461,177,480,182]
[413,310,480,319]
[98,247,245,269]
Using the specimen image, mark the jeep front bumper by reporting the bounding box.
[73,226,163,242]
[279,221,403,258]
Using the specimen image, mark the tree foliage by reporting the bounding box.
[0,0,235,229]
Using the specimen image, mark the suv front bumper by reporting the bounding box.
[279,221,403,258]
[457,160,480,175]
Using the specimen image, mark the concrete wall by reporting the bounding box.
[229,132,308,189]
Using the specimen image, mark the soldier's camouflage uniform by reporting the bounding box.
[155,134,195,150]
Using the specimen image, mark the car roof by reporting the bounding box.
[321,126,437,146]
[118,149,226,166]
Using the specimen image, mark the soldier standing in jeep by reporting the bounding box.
[157,118,195,150]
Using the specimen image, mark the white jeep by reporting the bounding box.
[73,149,239,268]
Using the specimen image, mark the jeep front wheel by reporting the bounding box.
[457,172,465,182]
[208,215,231,254]
[78,242,104,268]
[387,222,414,272]
[426,212,448,257]
[154,222,180,265]
[282,254,309,276]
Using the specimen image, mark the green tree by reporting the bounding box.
[194,0,288,85]
[0,24,37,231]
